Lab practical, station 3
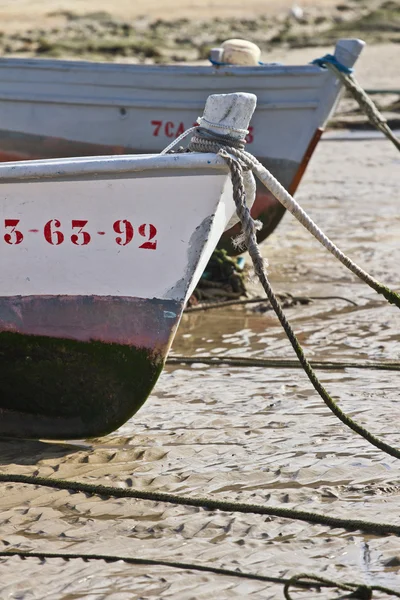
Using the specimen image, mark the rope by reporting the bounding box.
[159,126,197,155]
[196,117,249,139]
[1,552,398,598]
[284,574,400,599]
[0,551,335,591]
[328,66,400,152]
[184,293,357,311]
[364,89,400,95]
[187,139,400,459]
[160,122,247,156]
[223,150,400,458]
[313,55,400,152]
[190,133,400,309]
[166,355,400,372]
[0,473,399,535]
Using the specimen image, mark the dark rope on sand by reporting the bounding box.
[284,573,400,599]
[166,355,400,372]
[184,293,357,312]
[0,550,332,590]
[0,472,399,537]
[0,551,399,598]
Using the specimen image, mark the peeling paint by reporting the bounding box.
[164,215,214,300]
[163,311,177,318]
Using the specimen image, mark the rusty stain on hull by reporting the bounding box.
[0,129,127,162]
[288,128,323,196]
[0,295,181,439]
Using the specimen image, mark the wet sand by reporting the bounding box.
[0,135,399,597]
[1,0,400,592]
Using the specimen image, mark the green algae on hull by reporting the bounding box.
[0,331,164,439]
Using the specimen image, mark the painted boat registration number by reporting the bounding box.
[3,219,158,249]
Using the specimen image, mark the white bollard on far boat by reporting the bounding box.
[0,92,256,439]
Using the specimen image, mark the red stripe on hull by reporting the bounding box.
[0,295,181,349]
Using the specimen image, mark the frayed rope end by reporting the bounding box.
[232,219,262,251]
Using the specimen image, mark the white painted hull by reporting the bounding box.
[0,61,336,158]
[0,153,234,438]
[0,155,234,303]
[0,39,365,252]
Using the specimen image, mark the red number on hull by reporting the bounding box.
[44,219,64,245]
[151,120,254,143]
[4,219,23,245]
[71,220,91,245]
[4,219,158,249]
[246,126,254,144]
[113,220,134,246]
[151,120,163,136]
[175,122,186,136]
[164,121,175,138]
[138,223,157,250]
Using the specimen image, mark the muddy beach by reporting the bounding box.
[0,0,400,597]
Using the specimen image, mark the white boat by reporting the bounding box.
[0,38,364,253]
[0,92,256,439]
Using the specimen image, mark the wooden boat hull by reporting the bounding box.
[0,39,364,251]
[0,152,238,438]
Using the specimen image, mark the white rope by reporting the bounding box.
[196,116,249,138]
[189,133,400,306]
[159,126,197,155]
[232,147,384,290]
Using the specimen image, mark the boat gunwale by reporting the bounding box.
[0,56,326,78]
[0,152,231,181]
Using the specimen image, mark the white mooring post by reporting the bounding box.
[197,92,257,140]
[195,92,258,230]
